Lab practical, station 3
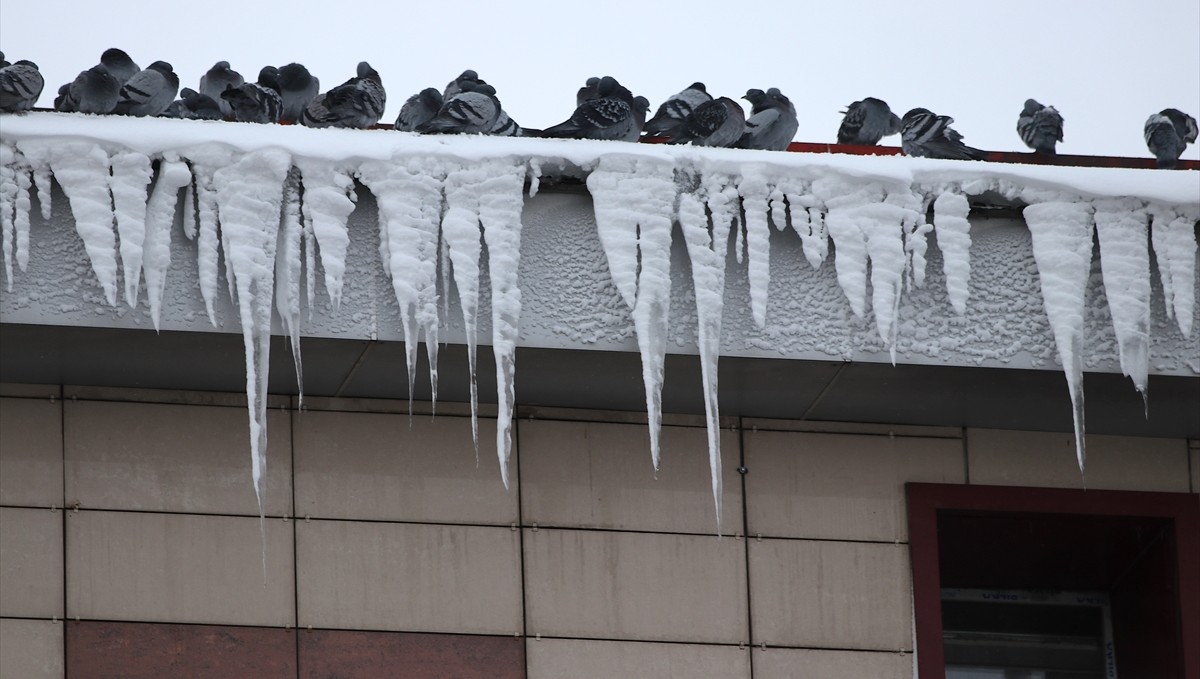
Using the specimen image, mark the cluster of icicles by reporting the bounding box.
[1,139,1196,530]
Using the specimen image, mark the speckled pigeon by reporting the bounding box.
[301,62,385,129]
[900,108,987,160]
[540,76,647,142]
[668,96,745,147]
[1016,99,1064,154]
[644,82,711,138]
[1144,108,1198,169]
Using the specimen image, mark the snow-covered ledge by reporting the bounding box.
[2,113,1198,523]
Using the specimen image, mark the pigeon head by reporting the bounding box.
[458,69,479,80]
[212,61,232,71]
[597,76,621,97]
[633,96,650,113]
[1022,99,1043,115]
[14,60,39,69]
[278,63,312,87]
[1161,108,1198,143]
[743,88,765,103]
[689,82,707,93]
[181,87,200,98]
[356,61,380,82]
[902,107,933,121]
[148,61,173,74]
[101,48,134,65]
[474,84,497,97]
[84,64,117,86]
[864,97,889,108]
[584,76,600,87]
[258,66,281,90]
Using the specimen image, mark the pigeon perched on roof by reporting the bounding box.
[113,61,179,117]
[0,60,45,113]
[222,81,283,124]
[1016,99,1064,154]
[900,108,987,160]
[276,63,319,124]
[199,61,244,118]
[737,87,798,151]
[1144,109,1198,169]
[395,87,443,132]
[443,70,487,101]
[416,82,501,134]
[644,82,711,138]
[576,76,601,106]
[100,48,140,87]
[55,64,120,114]
[540,76,648,142]
[162,87,223,120]
[0,52,9,69]
[668,96,745,148]
[301,62,385,129]
[837,97,902,145]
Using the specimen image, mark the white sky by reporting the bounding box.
[2,0,1198,161]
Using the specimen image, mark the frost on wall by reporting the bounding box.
[2,115,1198,528]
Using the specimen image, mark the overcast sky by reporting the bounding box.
[3,0,1198,161]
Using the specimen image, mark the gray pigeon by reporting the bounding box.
[222,82,283,124]
[100,48,140,86]
[668,96,745,148]
[113,61,179,117]
[0,60,45,113]
[900,108,987,160]
[55,65,120,114]
[416,82,501,134]
[540,76,647,142]
[199,61,244,118]
[395,87,443,131]
[276,63,319,124]
[1016,99,1064,154]
[737,87,798,151]
[576,76,601,106]
[301,61,385,129]
[162,87,223,120]
[643,82,711,137]
[838,97,902,145]
[443,69,487,101]
[1144,108,1198,169]
[0,52,8,69]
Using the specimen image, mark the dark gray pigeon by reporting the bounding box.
[838,97,902,145]
[416,82,501,134]
[199,61,244,118]
[644,82,711,138]
[302,62,385,129]
[443,70,487,101]
[55,65,120,114]
[0,60,45,113]
[395,87,443,131]
[222,82,283,124]
[1144,108,1197,169]
[100,48,140,86]
[540,76,647,142]
[163,87,223,120]
[113,61,179,117]
[668,96,745,148]
[276,63,319,124]
[1016,99,1064,154]
[900,108,987,160]
[0,52,9,69]
[737,87,798,151]
[576,76,601,106]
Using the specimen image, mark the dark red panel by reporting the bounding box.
[67,621,296,679]
[299,629,524,679]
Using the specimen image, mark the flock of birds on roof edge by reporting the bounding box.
[1,50,1198,169]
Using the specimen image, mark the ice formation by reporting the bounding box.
[2,113,1197,527]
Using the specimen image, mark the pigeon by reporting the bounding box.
[900,108,987,160]
[540,76,647,142]
[222,81,283,124]
[443,70,487,101]
[576,76,601,106]
[99,48,140,86]
[644,82,711,138]
[1144,109,1198,169]
[162,87,223,120]
[113,61,179,117]
[0,52,9,69]
[301,61,385,129]
[0,60,45,113]
[55,64,121,114]
[276,63,319,124]
[668,96,745,147]
[490,108,523,137]
[416,82,501,134]
[1016,99,1064,154]
[737,87,798,151]
[837,97,902,145]
[199,61,244,118]
[394,87,443,131]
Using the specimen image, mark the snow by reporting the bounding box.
[2,111,1198,526]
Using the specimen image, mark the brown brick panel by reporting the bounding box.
[66,621,296,678]
[299,629,524,679]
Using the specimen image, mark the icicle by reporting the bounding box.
[769,185,789,232]
[478,159,526,489]
[1149,207,1198,338]
[904,208,933,292]
[181,182,197,240]
[295,159,356,312]
[527,159,542,198]
[815,178,877,318]
[933,190,972,313]
[800,207,828,269]
[678,168,733,531]
[0,142,17,289]
[589,155,675,472]
[302,197,316,322]
[441,164,487,457]
[1094,198,1151,395]
[738,166,772,329]
[187,147,234,325]
[358,156,443,414]
[31,159,52,221]
[26,141,119,306]
[212,149,291,521]
[109,151,153,307]
[275,169,305,404]
[143,155,191,331]
[1024,199,1094,473]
